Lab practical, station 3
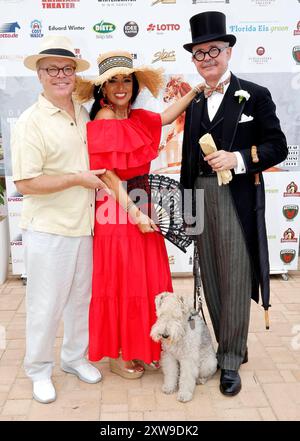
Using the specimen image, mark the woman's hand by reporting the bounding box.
[193,83,205,95]
[77,169,107,190]
[135,211,159,234]
[160,82,205,126]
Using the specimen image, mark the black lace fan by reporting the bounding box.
[124,174,192,253]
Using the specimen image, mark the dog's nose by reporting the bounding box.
[161,334,169,339]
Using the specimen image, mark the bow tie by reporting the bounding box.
[203,76,231,98]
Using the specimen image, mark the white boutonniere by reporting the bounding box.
[234,90,250,104]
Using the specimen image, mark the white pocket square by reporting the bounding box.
[239,113,254,123]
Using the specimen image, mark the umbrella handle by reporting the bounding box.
[251,145,261,185]
[251,145,259,163]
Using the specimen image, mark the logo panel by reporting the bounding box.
[124,21,138,37]
[282,205,299,220]
[280,249,296,264]
[30,20,44,38]
[292,46,300,64]
[152,49,176,63]
[0,22,20,38]
[284,182,300,197]
[41,0,80,8]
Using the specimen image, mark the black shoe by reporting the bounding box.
[216,348,248,370]
[220,369,241,396]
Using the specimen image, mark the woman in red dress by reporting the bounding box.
[76,51,201,379]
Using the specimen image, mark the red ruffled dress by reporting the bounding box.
[87,109,173,363]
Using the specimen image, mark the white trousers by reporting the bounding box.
[23,230,93,381]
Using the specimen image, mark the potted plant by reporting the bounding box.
[0,177,9,284]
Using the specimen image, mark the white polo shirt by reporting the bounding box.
[11,94,95,237]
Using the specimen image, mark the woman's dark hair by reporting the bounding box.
[89,73,140,120]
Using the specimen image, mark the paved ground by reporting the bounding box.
[0,264,300,421]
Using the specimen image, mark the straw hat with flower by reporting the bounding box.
[75,50,164,103]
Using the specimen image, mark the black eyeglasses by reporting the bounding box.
[39,66,76,77]
[192,46,228,62]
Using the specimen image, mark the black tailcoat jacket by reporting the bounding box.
[180,73,288,307]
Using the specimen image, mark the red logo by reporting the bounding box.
[294,21,300,35]
[284,181,300,197]
[74,48,83,59]
[41,0,80,9]
[281,228,298,243]
[147,23,180,32]
[256,47,265,56]
[293,46,300,64]
[280,249,296,264]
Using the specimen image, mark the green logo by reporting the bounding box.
[93,21,116,34]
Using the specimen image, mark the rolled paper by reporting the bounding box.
[199,133,232,186]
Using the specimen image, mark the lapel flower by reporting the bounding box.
[234,89,250,104]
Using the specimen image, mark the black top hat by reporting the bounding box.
[183,11,236,53]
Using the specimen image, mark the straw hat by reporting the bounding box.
[74,50,164,103]
[23,35,90,72]
[95,50,164,97]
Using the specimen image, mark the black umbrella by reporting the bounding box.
[251,146,270,329]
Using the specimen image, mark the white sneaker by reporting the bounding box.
[61,362,102,384]
[33,379,56,404]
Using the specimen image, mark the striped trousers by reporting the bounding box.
[195,176,251,370]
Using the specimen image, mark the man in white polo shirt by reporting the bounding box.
[11,36,106,404]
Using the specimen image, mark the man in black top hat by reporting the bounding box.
[180,11,288,396]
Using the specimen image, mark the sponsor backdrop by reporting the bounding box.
[0,0,300,276]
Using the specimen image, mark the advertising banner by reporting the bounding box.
[0,0,299,276]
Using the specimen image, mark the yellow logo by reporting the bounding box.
[152,49,176,63]
[152,0,176,5]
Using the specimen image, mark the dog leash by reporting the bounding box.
[193,242,207,325]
